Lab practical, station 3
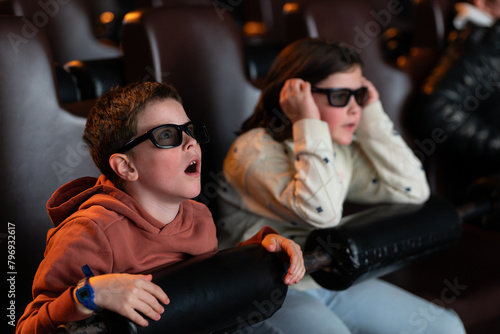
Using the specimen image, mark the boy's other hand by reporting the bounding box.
[87,273,170,327]
[261,234,306,285]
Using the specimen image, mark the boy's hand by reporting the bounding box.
[261,234,306,285]
[78,273,170,327]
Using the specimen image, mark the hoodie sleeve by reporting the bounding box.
[16,218,113,334]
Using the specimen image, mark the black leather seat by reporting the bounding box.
[7,1,127,114]
[10,0,121,63]
[0,0,14,14]
[63,57,125,101]
[0,16,99,322]
[135,0,211,7]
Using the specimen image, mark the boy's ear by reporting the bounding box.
[109,153,138,181]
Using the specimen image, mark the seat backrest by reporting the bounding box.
[0,0,14,14]
[241,0,295,44]
[122,6,260,213]
[299,0,415,136]
[412,0,448,52]
[135,0,211,7]
[364,0,414,30]
[0,16,99,319]
[10,0,121,63]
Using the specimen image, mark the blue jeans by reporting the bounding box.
[234,279,466,334]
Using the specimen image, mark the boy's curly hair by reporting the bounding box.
[83,82,182,189]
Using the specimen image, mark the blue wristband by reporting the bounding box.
[75,265,101,311]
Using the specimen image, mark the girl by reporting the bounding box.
[217,38,466,333]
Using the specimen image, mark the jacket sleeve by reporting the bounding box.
[346,101,430,204]
[16,218,113,334]
[224,120,346,229]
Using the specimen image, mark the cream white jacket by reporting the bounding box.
[217,101,430,288]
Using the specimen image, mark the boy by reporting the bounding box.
[16,82,305,333]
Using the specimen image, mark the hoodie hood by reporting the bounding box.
[47,175,132,226]
[46,175,213,238]
[47,176,105,227]
[47,175,169,233]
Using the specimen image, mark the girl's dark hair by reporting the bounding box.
[240,38,363,141]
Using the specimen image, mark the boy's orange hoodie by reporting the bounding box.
[16,175,274,333]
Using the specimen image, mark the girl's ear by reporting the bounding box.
[109,153,138,182]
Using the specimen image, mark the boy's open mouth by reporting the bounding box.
[185,160,198,174]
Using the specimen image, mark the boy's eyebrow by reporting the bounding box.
[143,119,192,129]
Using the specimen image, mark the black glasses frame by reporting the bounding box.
[118,120,210,153]
[311,86,368,107]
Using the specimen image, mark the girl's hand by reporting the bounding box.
[280,78,321,122]
[77,273,170,327]
[261,234,306,285]
[362,77,380,106]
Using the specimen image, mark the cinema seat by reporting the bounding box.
[0,16,100,326]
[135,0,211,7]
[294,0,414,137]
[63,57,125,101]
[392,0,452,87]
[121,5,261,215]
[10,0,121,63]
[0,0,14,14]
